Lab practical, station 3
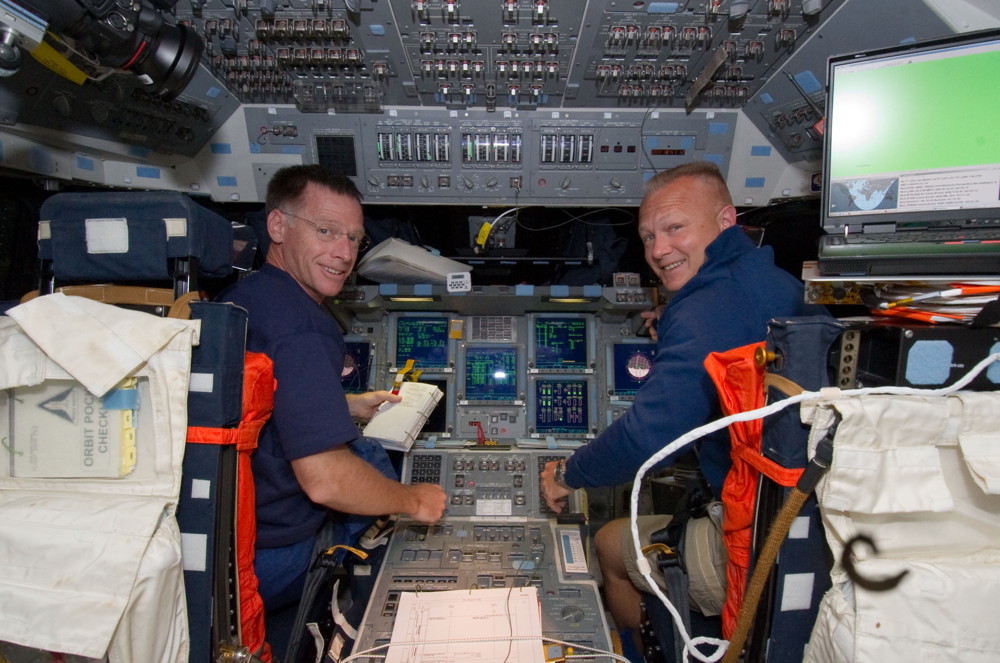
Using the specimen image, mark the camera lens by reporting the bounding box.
[47,0,204,100]
[130,21,203,100]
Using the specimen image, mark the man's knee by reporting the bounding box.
[594,518,628,571]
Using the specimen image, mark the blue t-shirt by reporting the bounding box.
[221,264,359,547]
[565,226,828,496]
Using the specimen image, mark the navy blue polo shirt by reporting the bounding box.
[221,264,359,548]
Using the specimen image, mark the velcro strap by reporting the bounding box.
[731,442,804,487]
[187,420,266,450]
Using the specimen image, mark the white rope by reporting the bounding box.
[629,351,1000,662]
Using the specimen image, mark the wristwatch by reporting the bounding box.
[553,458,572,490]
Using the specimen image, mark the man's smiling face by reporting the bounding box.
[266,182,365,302]
[638,175,735,293]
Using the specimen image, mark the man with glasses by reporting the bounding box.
[222,165,446,655]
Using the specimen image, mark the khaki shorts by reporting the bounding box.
[621,502,728,616]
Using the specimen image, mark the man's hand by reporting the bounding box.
[404,483,447,523]
[639,305,664,342]
[346,390,401,420]
[540,460,573,513]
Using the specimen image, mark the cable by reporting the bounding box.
[476,206,520,252]
[564,207,636,228]
[515,207,636,235]
[503,544,544,663]
[628,351,1000,662]
[639,102,662,174]
[476,205,635,250]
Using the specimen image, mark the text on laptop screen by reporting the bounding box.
[823,31,1000,232]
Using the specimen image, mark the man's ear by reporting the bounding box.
[718,204,738,230]
[266,209,286,244]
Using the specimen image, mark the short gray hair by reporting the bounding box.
[643,161,733,207]
[265,164,363,214]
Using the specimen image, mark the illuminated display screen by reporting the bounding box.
[341,341,372,394]
[534,379,589,434]
[395,317,449,370]
[533,318,588,370]
[611,343,655,397]
[824,33,1000,226]
[465,346,518,402]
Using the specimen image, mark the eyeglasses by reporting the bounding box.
[280,210,371,251]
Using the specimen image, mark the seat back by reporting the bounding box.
[38,190,234,298]
[3,191,266,662]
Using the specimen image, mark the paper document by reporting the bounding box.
[558,527,590,575]
[384,587,544,663]
[364,381,443,452]
[4,379,139,478]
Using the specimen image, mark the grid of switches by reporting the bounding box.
[409,454,443,484]
[471,315,515,341]
[450,456,528,506]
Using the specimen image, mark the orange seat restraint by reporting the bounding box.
[704,343,803,639]
[188,351,276,662]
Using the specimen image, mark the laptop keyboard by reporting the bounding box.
[817,225,1000,276]
[830,227,1000,245]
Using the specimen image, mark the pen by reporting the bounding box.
[879,288,961,309]
[874,306,966,324]
[879,284,1000,309]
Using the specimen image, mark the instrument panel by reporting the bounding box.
[343,284,654,659]
[0,0,972,205]
[334,283,657,446]
[352,448,615,661]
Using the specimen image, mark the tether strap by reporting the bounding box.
[644,537,691,663]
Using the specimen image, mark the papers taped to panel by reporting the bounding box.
[3,379,140,478]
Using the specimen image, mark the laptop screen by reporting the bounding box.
[821,29,1000,234]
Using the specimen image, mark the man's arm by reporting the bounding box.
[292,446,446,523]
[562,297,726,490]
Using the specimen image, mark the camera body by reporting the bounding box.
[0,0,202,99]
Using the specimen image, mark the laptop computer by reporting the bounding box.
[816,29,1000,277]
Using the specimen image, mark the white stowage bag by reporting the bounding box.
[802,392,1000,663]
[0,293,200,662]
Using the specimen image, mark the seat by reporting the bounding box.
[0,191,268,662]
[729,318,842,662]
[181,301,274,663]
[640,317,843,663]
